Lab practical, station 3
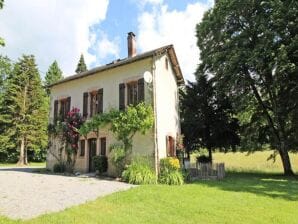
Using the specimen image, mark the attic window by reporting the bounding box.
[165,58,169,70]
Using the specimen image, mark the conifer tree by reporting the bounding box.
[75,54,87,73]
[0,0,5,47]
[45,60,63,95]
[180,74,240,160]
[0,55,48,165]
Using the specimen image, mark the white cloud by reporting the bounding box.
[95,32,120,60]
[0,0,109,77]
[137,1,212,82]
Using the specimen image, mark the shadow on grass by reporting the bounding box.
[193,171,298,201]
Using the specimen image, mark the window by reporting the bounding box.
[166,136,175,157]
[54,97,71,122]
[83,89,103,118]
[90,91,98,117]
[100,137,106,156]
[60,99,67,120]
[80,140,85,157]
[119,78,144,109]
[127,81,138,106]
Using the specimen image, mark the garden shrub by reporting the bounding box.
[53,162,65,173]
[93,155,108,174]
[122,157,156,185]
[160,157,180,170]
[159,157,184,185]
[159,170,184,185]
[109,144,127,177]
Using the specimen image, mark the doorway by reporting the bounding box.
[88,138,97,172]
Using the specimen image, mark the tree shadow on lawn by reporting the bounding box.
[193,171,298,201]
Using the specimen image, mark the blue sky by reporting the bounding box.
[0,0,213,81]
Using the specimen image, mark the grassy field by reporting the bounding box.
[0,151,297,224]
[213,151,298,173]
[0,162,45,167]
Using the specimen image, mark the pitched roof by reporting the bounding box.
[49,45,184,87]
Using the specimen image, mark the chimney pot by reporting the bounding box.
[127,32,136,57]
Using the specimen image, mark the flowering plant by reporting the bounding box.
[63,107,84,153]
[160,157,180,170]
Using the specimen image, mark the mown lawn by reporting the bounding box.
[0,151,297,224]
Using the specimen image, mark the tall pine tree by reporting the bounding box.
[0,55,13,161]
[75,54,87,73]
[0,0,5,47]
[45,60,63,95]
[0,55,48,165]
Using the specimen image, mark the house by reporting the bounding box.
[46,32,184,175]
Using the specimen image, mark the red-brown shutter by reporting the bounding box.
[138,78,144,103]
[54,100,58,123]
[119,83,125,110]
[83,92,88,118]
[66,97,71,114]
[97,88,103,114]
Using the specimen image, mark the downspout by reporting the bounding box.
[151,56,159,176]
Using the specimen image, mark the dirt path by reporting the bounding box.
[0,168,134,220]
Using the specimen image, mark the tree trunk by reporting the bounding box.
[278,141,294,176]
[208,148,213,163]
[17,137,26,165]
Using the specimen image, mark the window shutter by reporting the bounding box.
[119,83,125,110]
[166,136,170,156]
[100,137,106,156]
[138,78,144,103]
[66,97,71,114]
[97,88,103,114]
[83,92,88,118]
[54,100,58,123]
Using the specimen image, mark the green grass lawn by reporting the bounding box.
[0,162,45,167]
[0,152,297,224]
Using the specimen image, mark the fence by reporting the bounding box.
[185,162,225,180]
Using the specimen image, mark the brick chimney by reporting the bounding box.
[127,32,136,57]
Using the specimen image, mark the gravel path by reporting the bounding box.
[0,167,134,220]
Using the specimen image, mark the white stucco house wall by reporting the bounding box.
[46,32,184,175]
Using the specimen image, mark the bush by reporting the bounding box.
[53,162,65,173]
[93,155,108,174]
[160,157,180,170]
[122,157,156,185]
[196,155,211,163]
[159,157,184,185]
[109,144,126,177]
[159,170,184,185]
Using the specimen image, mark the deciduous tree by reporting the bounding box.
[196,0,298,175]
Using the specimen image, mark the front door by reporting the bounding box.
[88,138,97,172]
